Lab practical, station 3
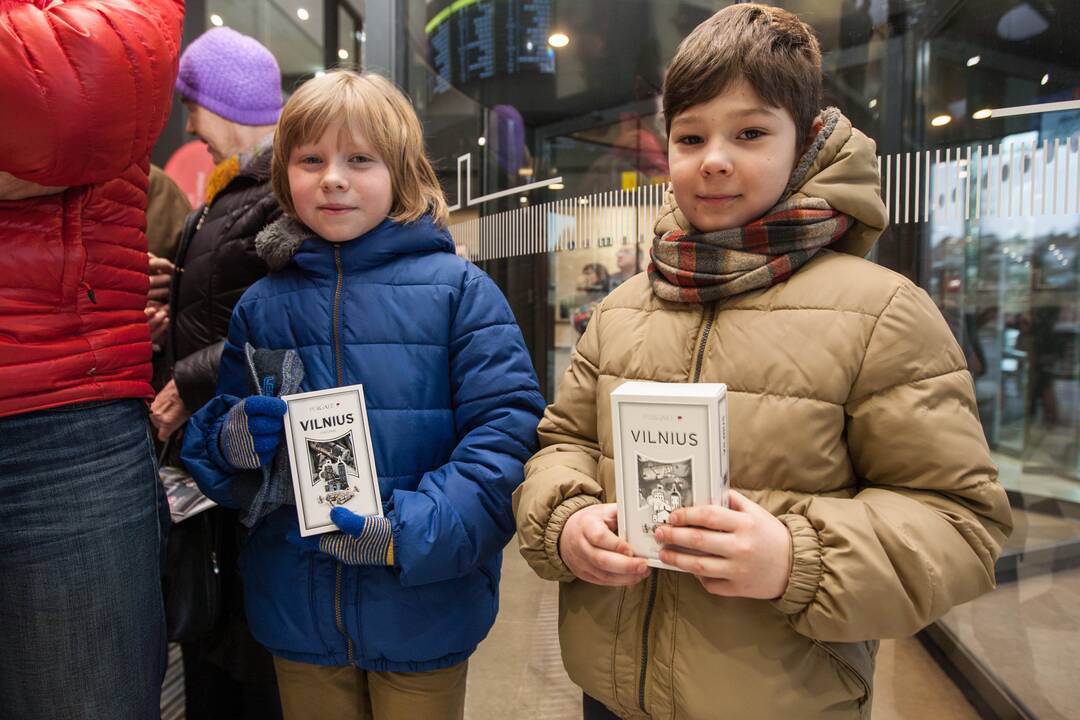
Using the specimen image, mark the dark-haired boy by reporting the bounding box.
[514,5,1012,719]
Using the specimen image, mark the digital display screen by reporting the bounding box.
[426,0,555,95]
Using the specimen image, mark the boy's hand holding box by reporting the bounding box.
[610,381,729,571]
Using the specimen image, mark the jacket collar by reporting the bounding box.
[254,214,455,276]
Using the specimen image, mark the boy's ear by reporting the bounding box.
[802,114,825,154]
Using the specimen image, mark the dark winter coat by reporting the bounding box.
[169,147,282,413]
[182,215,545,671]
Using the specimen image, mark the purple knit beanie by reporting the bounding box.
[176,28,282,125]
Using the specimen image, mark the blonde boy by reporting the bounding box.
[182,71,544,720]
[514,6,1012,719]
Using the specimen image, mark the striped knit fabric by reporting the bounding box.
[647,199,853,303]
[220,400,261,469]
[319,516,395,566]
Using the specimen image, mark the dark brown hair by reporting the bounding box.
[663,4,823,148]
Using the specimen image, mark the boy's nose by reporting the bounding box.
[700,144,734,176]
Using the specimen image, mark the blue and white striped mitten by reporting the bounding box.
[319,507,395,565]
[217,395,288,470]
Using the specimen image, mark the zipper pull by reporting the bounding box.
[81,281,97,304]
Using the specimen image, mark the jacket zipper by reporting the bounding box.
[637,570,659,713]
[330,245,355,665]
[636,303,717,714]
[80,281,97,304]
[691,304,717,383]
[166,204,212,367]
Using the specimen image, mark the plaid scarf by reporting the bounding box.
[649,108,853,303]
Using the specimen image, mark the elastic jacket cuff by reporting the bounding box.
[207,412,239,472]
[772,513,824,616]
[320,516,395,566]
[544,494,602,582]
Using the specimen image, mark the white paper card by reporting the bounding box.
[611,382,729,571]
[281,385,383,537]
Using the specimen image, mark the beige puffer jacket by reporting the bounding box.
[513,115,1012,719]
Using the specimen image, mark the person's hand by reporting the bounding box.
[284,510,395,566]
[217,395,287,469]
[655,490,792,600]
[150,379,190,440]
[148,253,175,302]
[0,171,66,200]
[145,302,169,346]
[559,503,650,586]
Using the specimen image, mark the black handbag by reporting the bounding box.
[163,507,224,643]
[159,439,224,643]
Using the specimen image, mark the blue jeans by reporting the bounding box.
[0,400,167,720]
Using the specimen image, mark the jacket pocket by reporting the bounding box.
[0,193,73,309]
[811,638,873,707]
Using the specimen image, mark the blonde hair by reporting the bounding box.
[272,70,448,226]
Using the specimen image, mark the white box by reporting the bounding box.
[281,385,383,537]
[610,381,729,571]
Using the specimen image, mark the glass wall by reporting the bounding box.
[401,1,1080,716]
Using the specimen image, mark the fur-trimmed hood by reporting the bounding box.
[254,216,315,272]
[254,214,455,273]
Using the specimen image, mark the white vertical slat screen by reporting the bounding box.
[450,135,1080,261]
[449,183,671,262]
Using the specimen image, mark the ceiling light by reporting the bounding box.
[868,98,877,109]
[210,13,223,26]
[297,8,309,21]
[477,137,486,146]
[518,167,534,177]
[579,197,590,205]
[548,32,569,48]
[1041,73,1049,85]
[966,55,980,67]
[972,108,992,120]
[548,182,564,190]
[338,49,349,60]
[931,114,952,127]
[519,196,528,203]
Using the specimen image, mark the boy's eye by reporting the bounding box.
[675,135,703,146]
[738,129,766,140]
[349,155,372,163]
[298,155,322,165]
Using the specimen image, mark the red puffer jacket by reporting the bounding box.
[0,0,185,417]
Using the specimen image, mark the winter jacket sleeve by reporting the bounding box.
[773,282,1013,641]
[174,340,226,414]
[180,304,256,509]
[513,303,606,582]
[388,272,545,587]
[0,0,185,186]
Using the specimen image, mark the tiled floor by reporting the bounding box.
[940,567,1080,720]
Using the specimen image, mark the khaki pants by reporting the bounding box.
[273,656,468,720]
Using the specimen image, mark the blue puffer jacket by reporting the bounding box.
[181,215,544,671]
